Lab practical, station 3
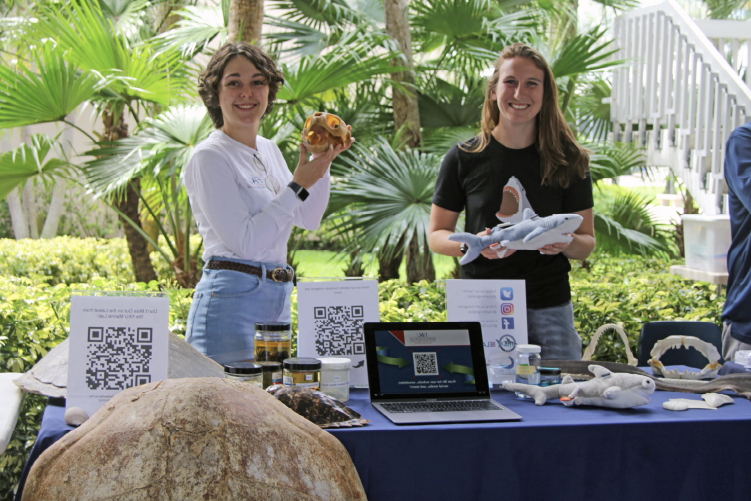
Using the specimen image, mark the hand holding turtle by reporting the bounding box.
[294,112,354,190]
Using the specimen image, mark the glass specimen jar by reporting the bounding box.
[253,322,291,363]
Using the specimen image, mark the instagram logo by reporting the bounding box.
[501,303,514,315]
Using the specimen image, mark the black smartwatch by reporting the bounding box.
[287,181,309,201]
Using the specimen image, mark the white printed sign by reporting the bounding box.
[67,295,169,417]
[296,280,380,386]
[446,279,528,386]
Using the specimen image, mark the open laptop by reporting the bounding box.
[364,321,522,425]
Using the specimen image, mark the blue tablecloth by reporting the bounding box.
[18,383,751,501]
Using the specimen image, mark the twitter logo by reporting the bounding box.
[500,287,513,300]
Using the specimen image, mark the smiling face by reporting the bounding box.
[218,56,269,139]
[491,57,544,131]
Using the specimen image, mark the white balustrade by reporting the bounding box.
[612,0,751,215]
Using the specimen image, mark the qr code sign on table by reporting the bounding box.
[86,327,153,391]
[413,352,439,376]
[314,305,365,356]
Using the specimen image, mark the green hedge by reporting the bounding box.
[0,277,192,500]
[0,237,193,287]
[0,244,726,500]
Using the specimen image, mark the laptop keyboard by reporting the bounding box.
[380,400,501,414]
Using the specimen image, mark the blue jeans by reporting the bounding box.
[185,257,294,358]
[527,301,582,360]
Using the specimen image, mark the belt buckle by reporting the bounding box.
[272,267,290,282]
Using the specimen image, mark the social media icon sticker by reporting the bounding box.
[501,317,515,330]
[501,303,514,315]
[500,287,513,300]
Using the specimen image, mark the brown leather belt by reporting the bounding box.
[206,260,294,282]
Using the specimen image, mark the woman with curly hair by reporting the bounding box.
[428,43,595,359]
[184,42,351,358]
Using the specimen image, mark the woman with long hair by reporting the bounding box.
[428,43,595,359]
[184,42,351,358]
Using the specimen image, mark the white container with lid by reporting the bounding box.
[514,344,541,399]
[681,214,731,273]
[318,357,351,402]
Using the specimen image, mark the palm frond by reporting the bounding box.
[82,105,213,197]
[277,38,401,104]
[421,126,478,155]
[550,26,622,79]
[326,139,441,259]
[32,0,191,105]
[100,0,152,37]
[149,5,227,59]
[264,16,331,59]
[0,135,71,199]
[269,0,363,28]
[0,43,100,129]
[587,141,646,183]
[594,191,677,258]
[574,77,611,141]
[418,77,484,128]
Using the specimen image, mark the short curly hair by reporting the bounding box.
[198,42,285,129]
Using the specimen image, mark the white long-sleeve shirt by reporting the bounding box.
[184,130,330,264]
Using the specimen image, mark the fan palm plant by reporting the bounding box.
[0,0,194,281]
[0,135,71,200]
[327,139,441,284]
[82,105,213,287]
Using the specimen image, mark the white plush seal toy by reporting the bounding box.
[503,364,656,409]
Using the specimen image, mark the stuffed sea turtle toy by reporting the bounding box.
[302,112,351,153]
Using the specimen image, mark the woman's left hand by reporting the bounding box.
[537,234,572,256]
[294,126,354,189]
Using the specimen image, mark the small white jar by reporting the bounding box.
[318,357,351,402]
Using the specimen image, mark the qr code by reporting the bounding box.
[314,305,364,356]
[413,352,439,376]
[86,327,153,391]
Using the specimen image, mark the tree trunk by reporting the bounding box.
[103,106,158,283]
[378,234,405,282]
[117,179,158,283]
[405,231,435,284]
[228,0,263,43]
[383,0,430,282]
[7,187,28,239]
[41,114,73,239]
[20,127,40,239]
[22,175,39,239]
[383,0,422,149]
[154,0,183,34]
[40,177,66,238]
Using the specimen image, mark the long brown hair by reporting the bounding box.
[198,42,285,129]
[461,43,589,188]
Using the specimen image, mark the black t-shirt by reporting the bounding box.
[433,136,594,308]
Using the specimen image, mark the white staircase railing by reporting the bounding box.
[693,18,751,88]
[611,0,751,215]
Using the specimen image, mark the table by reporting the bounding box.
[18,381,751,501]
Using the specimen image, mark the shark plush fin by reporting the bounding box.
[522,226,548,243]
[447,232,483,265]
[522,208,537,220]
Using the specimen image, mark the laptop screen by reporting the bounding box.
[364,322,491,400]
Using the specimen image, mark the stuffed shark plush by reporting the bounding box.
[448,209,583,265]
[502,364,656,409]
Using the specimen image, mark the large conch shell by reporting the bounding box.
[302,112,350,153]
[649,335,722,379]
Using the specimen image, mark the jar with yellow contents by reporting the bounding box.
[282,358,321,389]
[253,322,291,363]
